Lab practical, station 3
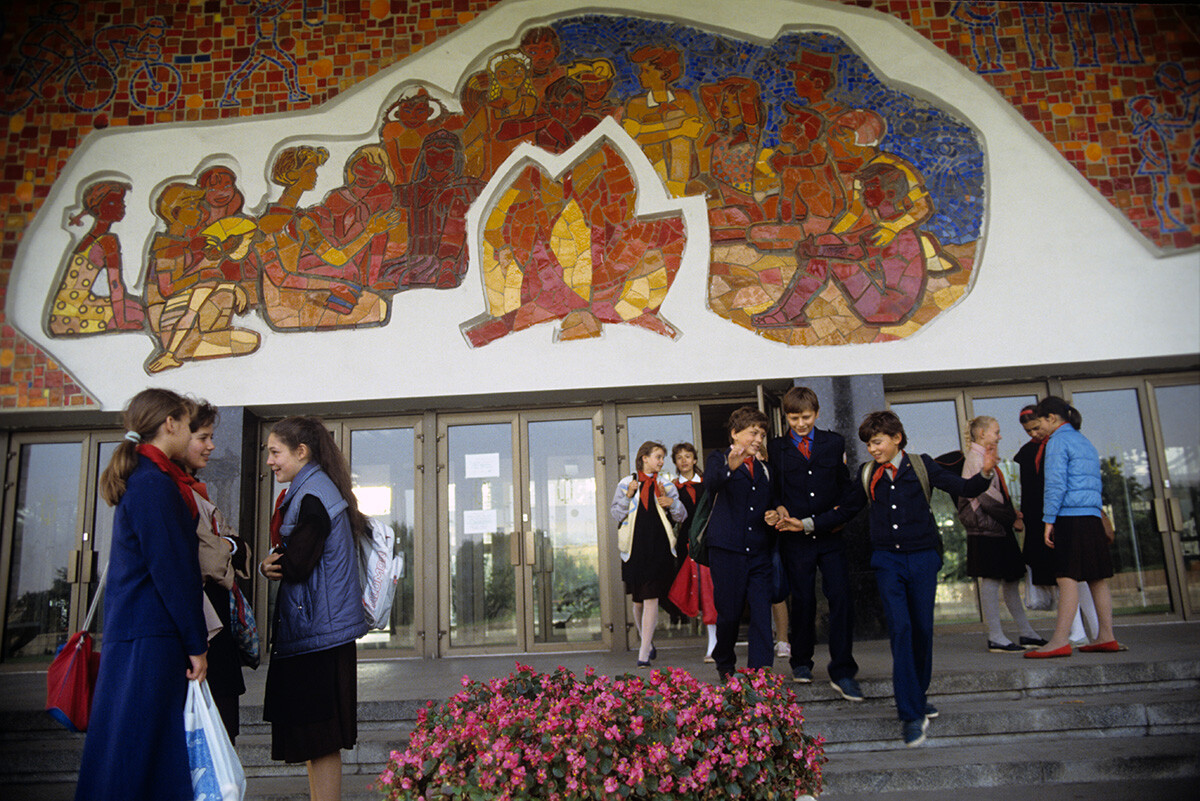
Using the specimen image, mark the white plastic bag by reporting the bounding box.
[359,516,404,629]
[1024,566,1056,611]
[184,678,246,801]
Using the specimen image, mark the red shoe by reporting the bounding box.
[1024,644,1072,658]
[1078,640,1123,652]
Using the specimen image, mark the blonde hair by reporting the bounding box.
[967,415,998,443]
[343,144,395,185]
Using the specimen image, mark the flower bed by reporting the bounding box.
[376,664,826,800]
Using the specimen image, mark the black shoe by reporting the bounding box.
[650,645,657,660]
[637,660,652,669]
[1019,636,1048,648]
[924,703,939,720]
[987,640,1025,653]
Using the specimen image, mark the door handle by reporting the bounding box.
[67,549,81,583]
[525,529,536,567]
[510,529,521,566]
[80,548,98,583]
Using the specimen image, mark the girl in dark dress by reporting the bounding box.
[610,441,686,667]
[672,441,717,660]
[75,388,207,801]
[179,401,250,742]
[260,417,370,801]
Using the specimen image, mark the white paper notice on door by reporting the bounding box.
[464,452,500,479]
[462,508,498,535]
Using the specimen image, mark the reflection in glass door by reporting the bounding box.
[1,433,116,663]
[440,412,606,654]
[1069,388,1170,613]
[525,417,603,646]
[348,423,421,653]
[444,421,518,651]
[1149,382,1200,614]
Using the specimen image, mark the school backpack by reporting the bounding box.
[358,517,405,630]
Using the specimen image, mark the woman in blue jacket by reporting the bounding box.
[1025,396,1120,658]
[75,388,207,801]
[260,416,369,801]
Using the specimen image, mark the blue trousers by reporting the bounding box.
[871,547,941,722]
[710,546,775,673]
[779,534,857,681]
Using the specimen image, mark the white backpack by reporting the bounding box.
[358,517,405,630]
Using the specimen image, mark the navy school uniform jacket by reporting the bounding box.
[850,452,991,552]
[767,428,859,537]
[703,448,775,554]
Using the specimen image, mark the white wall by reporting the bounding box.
[8,0,1198,411]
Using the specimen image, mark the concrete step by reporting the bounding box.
[820,733,1200,796]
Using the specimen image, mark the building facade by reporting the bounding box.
[1,0,1197,663]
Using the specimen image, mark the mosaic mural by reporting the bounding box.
[35,16,983,364]
[0,1,1196,406]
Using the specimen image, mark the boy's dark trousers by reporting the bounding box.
[779,533,857,681]
[871,547,941,723]
[710,545,775,673]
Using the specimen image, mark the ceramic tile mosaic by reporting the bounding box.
[0,1,1196,408]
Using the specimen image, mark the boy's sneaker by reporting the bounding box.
[775,641,791,658]
[924,703,939,720]
[902,720,926,747]
[831,677,864,702]
[792,666,813,684]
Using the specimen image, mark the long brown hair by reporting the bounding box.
[100,388,194,506]
[271,416,367,539]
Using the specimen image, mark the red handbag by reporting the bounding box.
[46,561,107,732]
[667,556,700,618]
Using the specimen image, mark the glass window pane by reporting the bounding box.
[528,419,601,645]
[888,400,975,622]
[1154,384,1200,611]
[351,427,417,651]
[4,442,82,661]
[1071,389,1169,614]
[88,441,119,640]
[447,424,517,648]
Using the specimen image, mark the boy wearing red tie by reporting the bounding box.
[703,406,774,682]
[853,411,995,747]
[765,386,862,700]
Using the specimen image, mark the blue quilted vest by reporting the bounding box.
[274,462,368,657]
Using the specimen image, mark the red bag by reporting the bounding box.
[46,560,107,732]
[46,630,100,732]
[668,556,700,618]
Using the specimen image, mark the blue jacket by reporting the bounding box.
[766,428,858,536]
[852,452,990,552]
[1042,424,1103,522]
[104,457,207,655]
[703,448,774,554]
[274,462,368,657]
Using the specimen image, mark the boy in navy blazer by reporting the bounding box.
[853,410,995,747]
[704,406,776,681]
[765,386,863,701]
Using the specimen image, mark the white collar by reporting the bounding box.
[646,89,675,108]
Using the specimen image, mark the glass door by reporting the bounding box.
[1147,380,1200,617]
[1065,383,1171,614]
[439,410,608,655]
[345,419,423,655]
[615,403,702,647]
[1,432,118,663]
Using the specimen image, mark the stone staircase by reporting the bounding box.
[2,646,1198,799]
